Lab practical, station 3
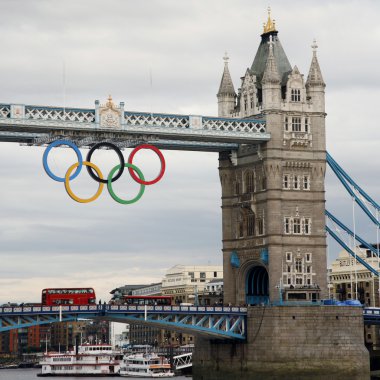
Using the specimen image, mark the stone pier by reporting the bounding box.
[193,306,369,379]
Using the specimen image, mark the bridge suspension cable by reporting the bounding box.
[326,153,380,295]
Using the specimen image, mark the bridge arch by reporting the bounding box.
[245,265,269,305]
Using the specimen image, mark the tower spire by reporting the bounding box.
[262,35,280,84]
[217,52,236,117]
[263,6,277,34]
[306,39,325,87]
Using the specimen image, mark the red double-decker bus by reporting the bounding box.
[42,288,96,306]
[123,296,172,306]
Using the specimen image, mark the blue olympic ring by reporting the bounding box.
[42,140,83,182]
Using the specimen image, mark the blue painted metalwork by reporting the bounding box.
[325,225,379,276]
[0,305,247,340]
[230,251,240,268]
[327,153,380,227]
[325,210,379,257]
[245,266,269,305]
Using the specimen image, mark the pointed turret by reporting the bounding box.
[250,8,292,92]
[262,35,281,109]
[306,39,325,112]
[217,53,236,117]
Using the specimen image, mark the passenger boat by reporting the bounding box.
[119,352,174,378]
[38,343,122,377]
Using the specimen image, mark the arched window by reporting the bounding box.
[245,171,255,193]
[247,211,256,237]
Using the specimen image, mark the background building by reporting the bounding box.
[329,245,380,350]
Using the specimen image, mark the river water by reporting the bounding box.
[0,369,190,380]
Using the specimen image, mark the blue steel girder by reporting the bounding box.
[0,305,247,340]
[0,103,269,151]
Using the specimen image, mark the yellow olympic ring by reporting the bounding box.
[65,161,104,203]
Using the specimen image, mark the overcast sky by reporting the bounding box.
[0,0,379,304]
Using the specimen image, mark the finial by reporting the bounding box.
[311,39,318,55]
[106,95,114,108]
[263,6,277,34]
[223,51,229,65]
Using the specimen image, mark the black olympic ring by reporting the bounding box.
[86,142,125,184]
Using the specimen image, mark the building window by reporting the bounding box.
[306,266,311,273]
[250,93,254,108]
[286,252,292,262]
[235,181,240,195]
[295,259,302,273]
[294,175,300,190]
[287,265,291,273]
[296,277,303,285]
[304,218,311,235]
[284,218,291,234]
[244,97,248,111]
[305,253,312,262]
[188,272,194,279]
[200,272,206,279]
[291,89,301,102]
[245,171,254,193]
[303,175,310,190]
[283,174,290,189]
[307,278,311,285]
[293,218,301,234]
[238,219,244,238]
[258,218,264,235]
[304,118,309,133]
[247,212,255,237]
[284,117,289,131]
[288,278,291,285]
[292,117,302,132]
[214,272,217,278]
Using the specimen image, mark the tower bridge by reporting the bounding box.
[0,9,374,379]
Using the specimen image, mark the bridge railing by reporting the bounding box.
[0,305,248,315]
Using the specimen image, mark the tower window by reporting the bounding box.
[286,252,292,262]
[304,218,311,235]
[244,96,248,111]
[258,218,264,235]
[284,218,291,234]
[235,181,240,195]
[304,118,309,133]
[283,174,290,189]
[293,218,301,234]
[250,93,254,108]
[247,212,255,237]
[245,171,255,193]
[303,175,310,190]
[292,117,302,132]
[293,175,300,190]
[284,117,289,131]
[291,89,301,102]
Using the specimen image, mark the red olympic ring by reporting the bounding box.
[128,144,166,185]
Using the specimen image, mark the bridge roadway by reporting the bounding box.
[0,304,247,340]
[0,102,269,151]
[1,304,379,340]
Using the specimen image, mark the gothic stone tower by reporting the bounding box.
[218,12,327,304]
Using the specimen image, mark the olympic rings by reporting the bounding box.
[128,144,166,185]
[43,140,83,182]
[86,142,124,184]
[108,163,145,204]
[65,161,104,203]
[43,140,165,204]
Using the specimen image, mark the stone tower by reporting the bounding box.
[218,11,327,304]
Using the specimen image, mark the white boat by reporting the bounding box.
[120,352,175,378]
[38,343,122,377]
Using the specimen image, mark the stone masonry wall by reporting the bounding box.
[193,306,369,380]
